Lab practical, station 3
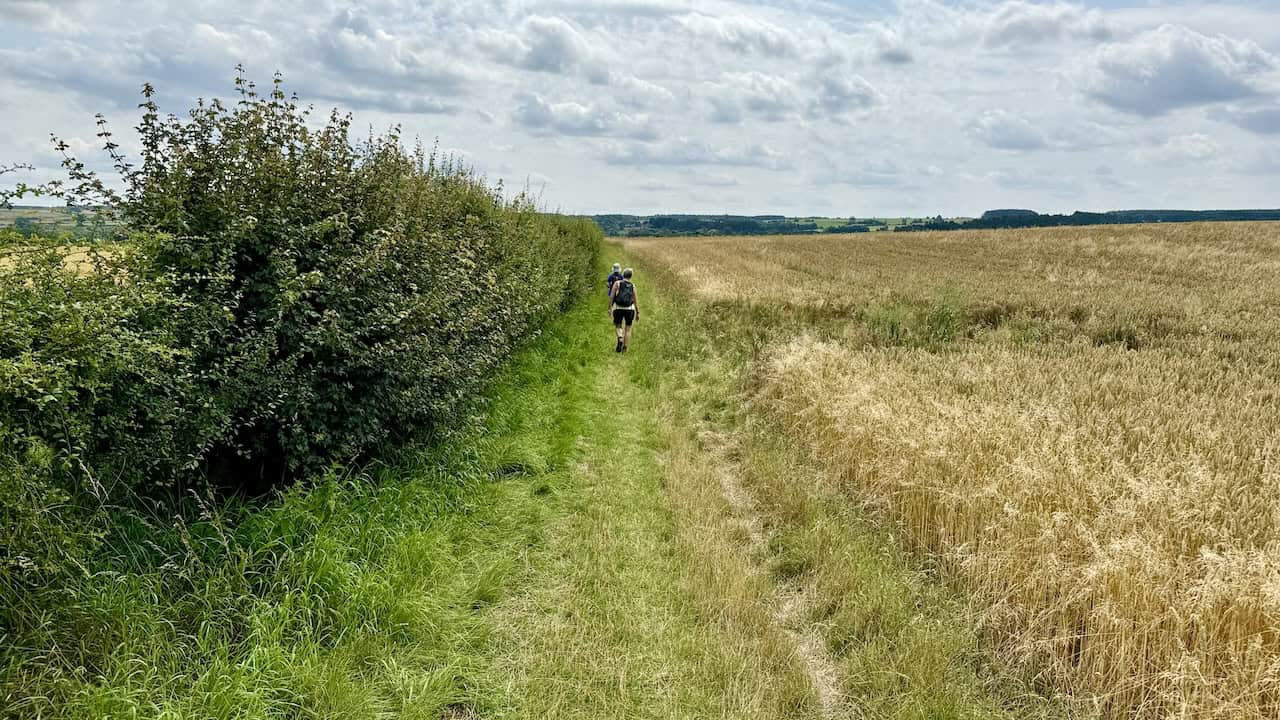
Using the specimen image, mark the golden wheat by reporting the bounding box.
[625,223,1280,718]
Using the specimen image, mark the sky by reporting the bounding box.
[1,0,1279,217]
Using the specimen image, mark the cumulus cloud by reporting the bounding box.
[0,20,275,108]
[871,25,913,64]
[984,167,1079,193]
[315,9,469,97]
[705,72,799,123]
[888,0,1110,51]
[513,92,654,139]
[687,171,740,187]
[982,1,1111,48]
[1077,24,1276,117]
[809,68,880,119]
[605,139,793,170]
[817,157,901,187]
[1213,105,1280,135]
[1136,133,1219,165]
[0,0,87,32]
[1093,164,1138,192]
[967,109,1046,151]
[608,73,676,110]
[965,110,1125,153]
[482,15,608,82]
[678,13,799,57]
[3,0,1280,216]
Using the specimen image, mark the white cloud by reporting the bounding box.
[1077,24,1276,117]
[316,10,469,97]
[482,15,609,82]
[687,171,740,187]
[1213,105,1280,135]
[983,167,1078,194]
[967,109,1046,151]
[0,0,87,32]
[608,73,677,110]
[1136,133,1220,166]
[513,92,655,139]
[705,72,800,123]
[982,1,1111,48]
[967,110,1127,152]
[809,68,881,119]
[870,24,913,65]
[677,12,800,57]
[816,157,902,188]
[2,0,1280,216]
[605,139,793,170]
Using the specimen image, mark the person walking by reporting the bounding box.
[606,263,623,295]
[609,267,639,353]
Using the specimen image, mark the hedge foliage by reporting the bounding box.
[0,75,601,587]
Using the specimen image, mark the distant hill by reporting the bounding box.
[0,204,121,241]
[980,209,1039,220]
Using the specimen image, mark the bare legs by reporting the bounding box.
[613,319,633,352]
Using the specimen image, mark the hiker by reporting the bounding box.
[609,267,639,353]
[606,262,623,294]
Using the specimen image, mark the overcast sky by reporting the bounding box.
[2,0,1279,216]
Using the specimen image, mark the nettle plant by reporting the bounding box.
[1,71,599,578]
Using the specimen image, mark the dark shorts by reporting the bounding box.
[613,308,635,327]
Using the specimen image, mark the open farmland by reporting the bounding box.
[623,223,1280,719]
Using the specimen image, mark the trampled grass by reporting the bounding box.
[624,223,1280,718]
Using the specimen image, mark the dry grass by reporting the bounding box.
[625,223,1280,718]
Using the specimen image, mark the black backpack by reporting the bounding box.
[614,279,635,306]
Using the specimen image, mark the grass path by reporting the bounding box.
[467,256,1076,719]
[480,352,819,718]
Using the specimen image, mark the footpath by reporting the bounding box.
[430,256,1068,720]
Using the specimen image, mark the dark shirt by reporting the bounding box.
[606,271,623,294]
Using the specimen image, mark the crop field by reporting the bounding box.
[0,244,107,274]
[623,223,1280,719]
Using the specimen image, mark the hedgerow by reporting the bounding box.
[0,74,599,590]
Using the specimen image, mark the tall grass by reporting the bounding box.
[626,223,1280,718]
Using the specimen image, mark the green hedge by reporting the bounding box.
[0,78,601,588]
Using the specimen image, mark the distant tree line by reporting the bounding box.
[593,209,1280,237]
[590,214,885,236]
[895,209,1280,232]
[593,214,818,236]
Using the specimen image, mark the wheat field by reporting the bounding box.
[624,223,1280,718]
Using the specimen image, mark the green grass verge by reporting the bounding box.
[2,280,602,719]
